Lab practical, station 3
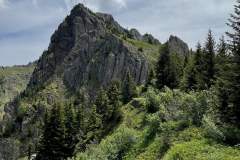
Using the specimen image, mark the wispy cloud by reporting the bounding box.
[63,0,127,12]
[0,0,236,66]
[0,0,8,8]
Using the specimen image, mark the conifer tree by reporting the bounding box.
[194,43,206,90]
[181,42,215,91]
[143,69,155,92]
[107,81,121,112]
[217,0,240,127]
[181,55,197,91]
[95,88,111,124]
[63,104,78,158]
[36,103,65,160]
[218,36,228,58]
[87,105,103,141]
[147,69,155,86]
[156,44,179,89]
[203,30,216,88]
[75,104,83,130]
[122,71,137,103]
[216,36,229,77]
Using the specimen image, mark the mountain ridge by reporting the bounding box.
[0,4,189,159]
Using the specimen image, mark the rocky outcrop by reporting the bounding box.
[0,64,35,120]
[168,35,189,57]
[63,34,148,93]
[28,4,148,94]
[97,13,127,35]
[143,33,160,45]
[129,28,143,41]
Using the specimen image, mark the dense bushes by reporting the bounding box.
[75,87,231,160]
[163,139,240,160]
[143,87,210,126]
[77,127,137,160]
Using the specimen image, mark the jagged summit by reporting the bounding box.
[28,3,149,92]
[168,35,189,57]
[0,4,189,158]
[0,4,151,157]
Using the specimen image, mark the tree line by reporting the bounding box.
[155,0,240,144]
[36,72,138,160]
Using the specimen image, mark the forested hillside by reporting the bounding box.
[0,64,35,120]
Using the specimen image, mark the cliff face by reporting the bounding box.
[0,64,35,119]
[28,4,148,93]
[168,35,189,57]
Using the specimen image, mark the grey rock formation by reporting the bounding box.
[129,28,143,40]
[168,35,189,57]
[97,13,127,35]
[0,64,34,111]
[63,34,148,94]
[28,4,148,93]
[143,33,160,45]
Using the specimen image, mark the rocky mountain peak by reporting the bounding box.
[129,28,143,40]
[143,33,161,45]
[28,3,148,93]
[168,35,189,56]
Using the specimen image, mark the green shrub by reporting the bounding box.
[221,124,240,145]
[138,47,143,52]
[144,87,210,125]
[174,127,203,143]
[77,127,137,160]
[144,88,161,113]
[163,139,240,160]
[134,136,170,160]
[202,115,225,142]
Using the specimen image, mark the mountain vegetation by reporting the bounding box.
[0,64,35,120]
[1,1,240,160]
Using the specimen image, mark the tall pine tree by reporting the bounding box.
[95,87,114,126]
[122,71,137,104]
[36,103,65,160]
[194,43,207,90]
[63,103,78,159]
[218,0,240,127]
[203,30,216,88]
[216,36,229,77]
[156,44,178,89]
[181,54,197,91]
[107,81,121,113]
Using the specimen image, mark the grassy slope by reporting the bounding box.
[123,38,160,65]
[0,64,35,120]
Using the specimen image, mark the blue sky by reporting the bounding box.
[0,0,236,66]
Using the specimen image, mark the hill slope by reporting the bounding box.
[0,4,190,159]
[76,87,240,160]
[0,64,35,120]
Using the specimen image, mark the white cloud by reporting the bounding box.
[0,0,7,8]
[63,0,126,12]
[32,0,38,7]
[112,0,126,8]
[0,0,237,66]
